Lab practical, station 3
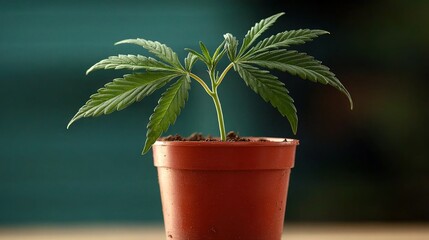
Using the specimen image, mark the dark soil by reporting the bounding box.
[159,131,268,142]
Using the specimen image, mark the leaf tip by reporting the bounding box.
[66,120,74,129]
[292,121,298,135]
[114,40,127,45]
[142,141,152,155]
[319,29,330,34]
[343,89,353,110]
[67,114,81,129]
[141,148,149,155]
[349,97,354,110]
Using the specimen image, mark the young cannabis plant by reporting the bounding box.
[67,12,352,154]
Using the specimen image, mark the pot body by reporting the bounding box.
[153,138,298,240]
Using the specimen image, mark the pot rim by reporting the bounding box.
[153,137,298,170]
[154,137,299,147]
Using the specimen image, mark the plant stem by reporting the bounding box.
[189,63,234,141]
[209,63,235,141]
[211,88,226,141]
[188,72,213,95]
[215,62,234,86]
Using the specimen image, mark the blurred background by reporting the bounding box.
[1,0,428,227]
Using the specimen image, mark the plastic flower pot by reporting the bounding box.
[153,137,299,240]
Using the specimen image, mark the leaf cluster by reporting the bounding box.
[68,12,352,154]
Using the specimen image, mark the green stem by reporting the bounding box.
[188,72,213,95]
[190,63,234,141]
[215,62,234,86]
[211,88,226,141]
[210,63,235,141]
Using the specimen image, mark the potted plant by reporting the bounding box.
[68,12,352,240]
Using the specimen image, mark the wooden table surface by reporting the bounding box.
[0,224,428,240]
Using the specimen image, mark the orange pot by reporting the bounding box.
[153,137,299,240]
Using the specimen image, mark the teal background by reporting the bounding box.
[1,0,428,224]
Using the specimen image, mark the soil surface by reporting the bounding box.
[159,131,269,142]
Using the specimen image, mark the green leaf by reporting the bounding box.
[185,41,225,68]
[184,48,209,65]
[143,75,191,153]
[199,41,212,64]
[184,52,198,71]
[116,38,183,69]
[67,72,179,128]
[238,12,285,57]
[244,29,329,58]
[212,41,226,67]
[234,63,298,134]
[245,50,353,109]
[224,33,238,61]
[86,54,177,75]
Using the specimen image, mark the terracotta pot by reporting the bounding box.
[153,137,299,240]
